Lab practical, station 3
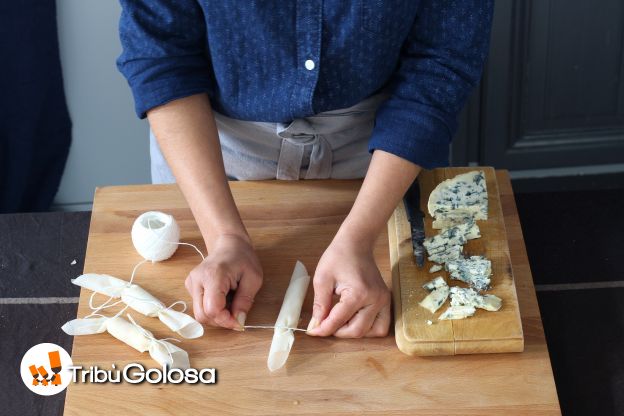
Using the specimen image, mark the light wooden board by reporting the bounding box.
[63,177,560,415]
[391,167,524,356]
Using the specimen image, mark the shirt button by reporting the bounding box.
[304,59,315,71]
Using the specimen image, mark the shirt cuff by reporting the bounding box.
[368,99,454,169]
[118,56,213,119]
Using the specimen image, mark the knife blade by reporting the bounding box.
[403,178,426,267]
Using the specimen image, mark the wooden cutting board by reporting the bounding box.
[63,176,559,415]
[389,167,524,356]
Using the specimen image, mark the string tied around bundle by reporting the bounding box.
[243,325,307,332]
[127,314,181,366]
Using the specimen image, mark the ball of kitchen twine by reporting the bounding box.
[131,211,180,262]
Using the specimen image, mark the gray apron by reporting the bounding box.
[150,93,388,183]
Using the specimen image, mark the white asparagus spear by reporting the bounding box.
[267,261,310,372]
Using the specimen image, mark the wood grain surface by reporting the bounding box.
[63,176,560,415]
[390,167,524,356]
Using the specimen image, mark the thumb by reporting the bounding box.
[307,273,334,334]
[231,272,262,330]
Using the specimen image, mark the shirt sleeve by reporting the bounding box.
[368,1,494,169]
[116,1,212,119]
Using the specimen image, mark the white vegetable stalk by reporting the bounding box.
[267,261,310,372]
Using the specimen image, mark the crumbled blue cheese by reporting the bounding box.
[449,287,502,311]
[427,245,463,264]
[424,220,481,266]
[422,276,447,291]
[425,220,481,249]
[428,171,488,229]
[461,221,481,240]
[445,256,492,291]
[432,214,474,230]
[429,264,443,273]
[424,225,468,251]
[420,277,449,314]
[439,305,476,320]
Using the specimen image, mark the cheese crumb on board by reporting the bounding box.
[449,287,502,311]
[422,276,447,291]
[445,256,492,292]
[419,277,449,313]
[429,265,443,273]
[439,305,476,320]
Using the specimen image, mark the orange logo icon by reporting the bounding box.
[28,351,63,387]
[21,343,72,395]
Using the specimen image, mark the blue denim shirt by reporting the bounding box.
[117,1,493,169]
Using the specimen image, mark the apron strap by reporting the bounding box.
[276,121,332,180]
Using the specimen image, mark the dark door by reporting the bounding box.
[453,0,624,169]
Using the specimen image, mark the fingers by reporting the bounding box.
[365,303,391,338]
[307,290,361,337]
[202,269,240,330]
[183,234,264,331]
[231,271,263,329]
[185,275,210,324]
[308,282,391,338]
[186,266,239,330]
[306,273,335,332]
[333,304,377,338]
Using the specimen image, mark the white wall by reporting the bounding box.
[55,0,150,211]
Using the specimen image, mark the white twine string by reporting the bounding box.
[118,294,188,314]
[76,213,204,332]
[82,312,107,319]
[243,325,307,332]
[84,304,129,320]
[85,256,189,316]
[86,260,147,313]
[165,300,187,313]
[129,259,149,284]
[88,290,123,311]
[146,217,206,261]
[127,314,181,365]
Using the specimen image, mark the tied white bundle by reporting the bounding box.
[267,261,310,372]
[62,313,190,370]
[131,211,180,262]
[71,273,204,339]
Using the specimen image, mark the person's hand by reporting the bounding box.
[185,234,263,330]
[306,236,391,338]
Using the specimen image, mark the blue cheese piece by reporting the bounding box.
[449,287,502,311]
[424,221,480,253]
[419,287,449,314]
[461,221,481,240]
[429,265,443,273]
[428,171,488,229]
[424,221,480,265]
[480,294,503,311]
[445,256,492,291]
[420,277,449,313]
[432,214,474,230]
[422,276,447,291]
[424,225,467,253]
[428,244,463,264]
[438,305,476,320]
